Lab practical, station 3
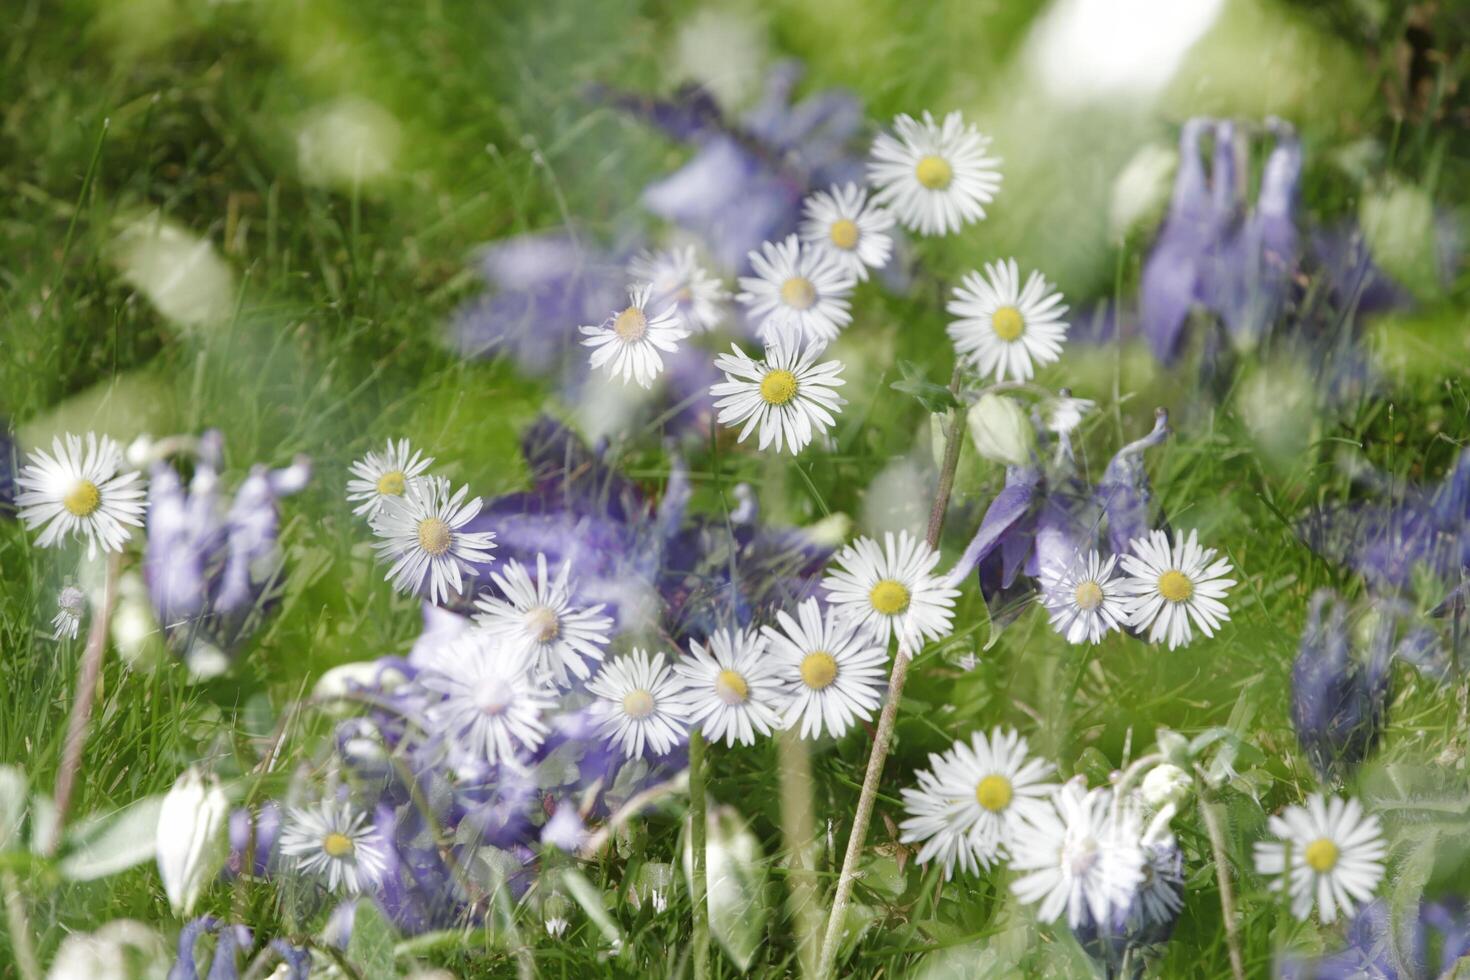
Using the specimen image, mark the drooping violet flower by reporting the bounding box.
[144,431,310,672]
[0,419,15,517]
[226,802,281,879]
[1279,900,1417,980]
[1298,449,1470,593]
[1290,591,1392,783]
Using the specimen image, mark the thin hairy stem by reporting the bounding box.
[688,729,711,980]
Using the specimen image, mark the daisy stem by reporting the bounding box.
[1198,790,1247,980]
[817,366,967,979]
[777,729,822,979]
[48,552,121,855]
[688,728,712,980]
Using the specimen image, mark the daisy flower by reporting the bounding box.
[868,110,1002,237]
[821,531,959,650]
[587,648,691,759]
[346,438,434,518]
[15,432,146,559]
[947,259,1070,382]
[279,799,389,895]
[579,284,690,389]
[52,585,86,640]
[1038,550,1128,645]
[371,476,496,605]
[628,246,729,334]
[799,183,894,282]
[736,235,855,344]
[417,631,558,767]
[474,553,614,687]
[762,598,887,739]
[1010,781,1146,928]
[1253,794,1386,923]
[1118,529,1237,650]
[673,627,787,747]
[899,728,1057,877]
[709,337,846,454]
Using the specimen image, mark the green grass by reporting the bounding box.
[1,0,1468,976]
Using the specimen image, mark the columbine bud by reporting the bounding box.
[1139,763,1192,811]
[967,393,1036,468]
[155,768,229,916]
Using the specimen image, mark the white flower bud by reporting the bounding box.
[155,768,229,916]
[967,393,1036,467]
[1139,763,1192,811]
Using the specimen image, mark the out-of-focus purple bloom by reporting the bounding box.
[541,802,587,852]
[226,802,281,879]
[1299,450,1470,592]
[1275,899,1470,979]
[601,60,866,276]
[449,232,625,378]
[1074,837,1185,977]
[0,420,16,517]
[144,431,310,669]
[948,408,1169,618]
[1291,591,1392,783]
[169,917,252,980]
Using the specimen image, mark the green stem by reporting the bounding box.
[689,729,711,980]
[816,366,967,979]
[1198,790,1247,980]
[2,871,40,980]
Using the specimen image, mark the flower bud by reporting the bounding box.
[967,393,1035,468]
[156,768,229,916]
[1138,763,1192,811]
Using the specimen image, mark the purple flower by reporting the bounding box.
[226,802,281,879]
[1073,838,1185,975]
[144,432,310,668]
[0,420,15,517]
[1291,591,1392,783]
[1298,450,1470,592]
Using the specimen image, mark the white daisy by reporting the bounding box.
[1010,780,1146,928]
[868,110,1002,237]
[762,598,887,739]
[899,728,1057,878]
[346,438,434,518]
[710,337,846,454]
[736,235,855,344]
[821,531,959,650]
[279,799,389,895]
[371,476,496,605]
[1253,794,1386,923]
[474,553,614,688]
[673,627,787,747]
[587,648,691,759]
[799,183,894,282]
[628,246,729,334]
[416,630,558,767]
[1118,529,1237,650]
[1038,550,1128,645]
[52,585,86,640]
[15,432,146,559]
[579,283,690,388]
[947,259,1070,382]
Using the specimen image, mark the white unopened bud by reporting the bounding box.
[155,768,229,916]
[967,393,1036,467]
[1139,763,1192,811]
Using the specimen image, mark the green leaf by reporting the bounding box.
[558,867,621,948]
[891,361,959,414]
[0,766,27,853]
[684,804,769,972]
[58,794,165,881]
[348,898,399,977]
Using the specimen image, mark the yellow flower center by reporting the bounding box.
[759,369,799,406]
[780,276,817,310]
[1157,570,1193,603]
[613,306,648,342]
[1074,580,1104,611]
[525,606,560,643]
[869,579,911,616]
[622,689,655,719]
[376,470,406,496]
[63,480,102,517]
[975,775,1013,812]
[915,155,953,190]
[322,832,354,858]
[991,306,1024,342]
[714,669,749,706]
[416,517,452,557]
[800,652,838,690]
[829,218,860,250]
[1304,838,1339,873]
